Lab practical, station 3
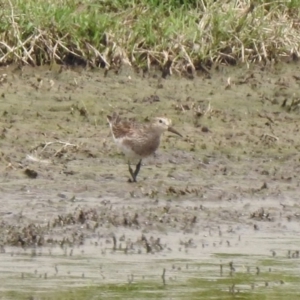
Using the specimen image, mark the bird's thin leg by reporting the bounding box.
[128,161,136,182]
[133,159,142,179]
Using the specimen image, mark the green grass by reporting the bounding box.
[1,0,300,69]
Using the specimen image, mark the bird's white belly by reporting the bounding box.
[114,137,143,159]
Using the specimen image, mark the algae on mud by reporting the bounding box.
[2,258,300,300]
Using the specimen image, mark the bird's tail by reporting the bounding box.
[107,112,120,124]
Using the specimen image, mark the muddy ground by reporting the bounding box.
[1,61,300,298]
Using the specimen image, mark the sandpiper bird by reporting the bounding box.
[107,113,182,182]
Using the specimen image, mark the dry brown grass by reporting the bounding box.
[1,0,300,73]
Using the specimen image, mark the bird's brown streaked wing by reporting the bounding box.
[108,113,147,138]
[111,120,135,139]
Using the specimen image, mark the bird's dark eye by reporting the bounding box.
[159,119,163,123]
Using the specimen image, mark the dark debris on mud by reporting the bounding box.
[0,203,199,250]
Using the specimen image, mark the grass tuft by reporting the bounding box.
[1,0,300,72]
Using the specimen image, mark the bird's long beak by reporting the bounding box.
[168,126,183,137]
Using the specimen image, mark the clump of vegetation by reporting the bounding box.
[1,0,300,72]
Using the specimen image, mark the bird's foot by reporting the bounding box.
[128,177,137,183]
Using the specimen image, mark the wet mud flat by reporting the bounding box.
[1,62,300,298]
